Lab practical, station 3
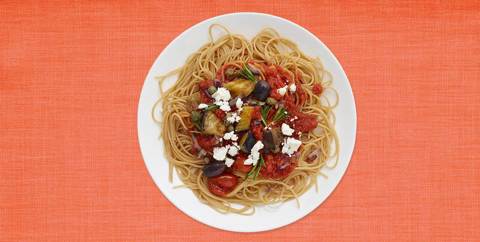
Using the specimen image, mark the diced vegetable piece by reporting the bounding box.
[270,127,283,153]
[191,111,203,131]
[203,111,226,136]
[223,79,256,97]
[207,86,217,95]
[251,80,271,101]
[239,132,248,147]
[262,130,275,153]
[203,161,226,178]
[242,131,256,153]
[235,106,254,131]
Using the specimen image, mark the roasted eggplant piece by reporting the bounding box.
[262,130,275,153]
[223,79,256,97]
[235,106,254,131]
[203,111,226,136]
[241,131,256,153]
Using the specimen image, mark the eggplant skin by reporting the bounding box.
[251,80,271,101]
[242,131,256,153]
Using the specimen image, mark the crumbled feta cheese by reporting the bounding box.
[212,88,231,112]
[281,137,302,156]
[289,116,298,122]
[244,141,264,166]
[228,145,239,156]
[277,86,287,96]
[289,83,296,92]
[225,157,235,167]
[226,112,240,124]
[223,131,238,141]
[232,142,239,148]
[212,87,231,102]
[217,100,231,112]
[235,98,243,110]
[198,103,208,109]
[281,123,295,136]
[213,146,229,161]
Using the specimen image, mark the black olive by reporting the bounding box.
[242,131,256,153]
[262,130,275,153]
[251,80,271,101]
[203,161,226,178]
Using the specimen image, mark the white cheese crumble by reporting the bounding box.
[225,157,235,167]
[213,146,229,161]
[281,137,301,156]
[212,88,231,112]
[223,131,238,141]
[212,87,231,102]
[228,145,239,156]
[198,103,208,109]
[289,83,296,92]
[244,141,264,166]
[281,123,295,136]
[226,112,240,124]
[235,98,243,110]
[277,86,287,96]
[217,101,231,112]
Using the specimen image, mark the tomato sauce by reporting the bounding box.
[207,173,238,197]
[260,153,296,180]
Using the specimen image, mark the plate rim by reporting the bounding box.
[137,12,357,232]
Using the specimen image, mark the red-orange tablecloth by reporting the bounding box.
[1,1,479,241]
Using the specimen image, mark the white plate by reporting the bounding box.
[138,12,356,232]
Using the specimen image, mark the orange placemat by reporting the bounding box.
[1,1,479,241]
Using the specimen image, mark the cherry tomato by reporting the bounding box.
[260,153,297,180]
[196,134,217,152]
[207,173,239,197]
[232,154,252,173]
[312,84,323,95]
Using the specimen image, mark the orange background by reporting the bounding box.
[1,1,479,241]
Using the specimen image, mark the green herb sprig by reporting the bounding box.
[246,155,265,180]
[260,105,271,126]
[204,104,218,111]
[240,64,257,83]
[272,107,288,123]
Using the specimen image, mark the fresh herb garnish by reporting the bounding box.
[260,105,271,126]
[240,64,257,83]
[246,155,265,180]
[272,107,288,123]
[204,104,218,111]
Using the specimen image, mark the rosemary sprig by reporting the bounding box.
[272,107,288,123]
[260,105,271,126]
[204,104,218,111]
[240,64,257,83]
[246,155,265,180]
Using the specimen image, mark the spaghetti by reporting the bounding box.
[153,25,339,215]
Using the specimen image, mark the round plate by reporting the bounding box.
[138,12,356,232]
